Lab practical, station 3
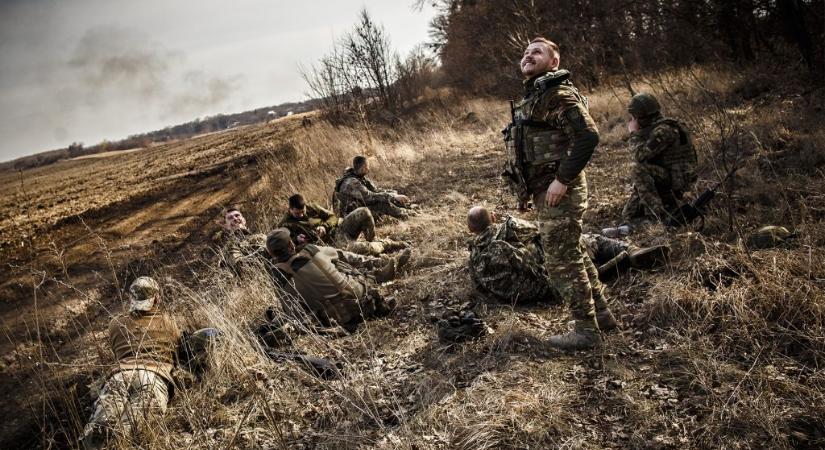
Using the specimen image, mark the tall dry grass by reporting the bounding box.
[13,65,825,449]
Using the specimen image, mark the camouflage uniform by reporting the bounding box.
[622,95,698,222]
[220,230,269,276]
[505,70,609,333]
[333,168,409,219]
[278,204,405,256]
[81,306,180,448]
[469,216,560,305]
[581,233,629,265]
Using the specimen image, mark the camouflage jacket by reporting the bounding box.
[220,229,269,275]
[333,168,397,215]
[630,115,697,190]
[468,216,558,304]
[516,70,599,193]
[278,203,340,245]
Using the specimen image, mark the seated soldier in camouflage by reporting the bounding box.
[80,277,182,450]
[622,93,698,224]
[218,208,269,276]
[467,206,560,305]
[333,155,416,220]
[467,206,669,325]
[278,193,407,257]
[265,228,407,332]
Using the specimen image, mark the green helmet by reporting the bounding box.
[627,93,661,117]
[747,226,793,249]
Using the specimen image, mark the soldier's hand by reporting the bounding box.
[545,180,568,207]
[394,194,410,205]
[315,226,326,237]
[297,234,309,244]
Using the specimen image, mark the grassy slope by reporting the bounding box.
[7,66,825,449]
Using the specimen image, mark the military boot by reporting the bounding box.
[373,249,411,282]
[628,244,670,269]
[548,320,601,350]
[596,308,618,332]
[381,239,410,253]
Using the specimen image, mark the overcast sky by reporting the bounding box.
[0,0,436,162]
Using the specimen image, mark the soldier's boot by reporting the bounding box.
[548,319,601,351]
[382,239,410,252]
[373,258,397,283]
[628,244,670,269]
[373,249,411,282]
[596,309,618,332]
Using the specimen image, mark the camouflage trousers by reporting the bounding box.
[534,172,608,326]
[622,162,683,222]
[365,201,409,220]
[581,233,629,266]
[333,207,405,256]
[335,207,376,242]
[81,369,169,448]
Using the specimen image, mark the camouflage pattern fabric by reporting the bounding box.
[468,216,559,305]
[534,172,608,325]
[334,169,407,219]
[220,230,269,276]
[278,203,341,245]
[581,233,629,265]
[622,118,698,221]
[81,369,169,447]
[334,207,376,243]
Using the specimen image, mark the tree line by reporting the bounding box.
[424,0,823,96]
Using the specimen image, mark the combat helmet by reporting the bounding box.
[747,225,794,249]
[180,328,223,375]
[627,93,661,118]
[128,277,160,312]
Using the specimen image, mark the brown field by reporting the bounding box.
[1,67,824,449]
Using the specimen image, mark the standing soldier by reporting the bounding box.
[622,93,698,223]
[503,37,616,350]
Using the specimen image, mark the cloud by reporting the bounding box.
[165,71,242,117]
[68,26,172,103]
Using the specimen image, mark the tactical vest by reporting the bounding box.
[505,71,588,167]
[652,118,697,167]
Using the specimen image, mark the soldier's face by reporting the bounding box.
[224,210,247,231]
[521,43,558,78]
[358,161,370,175]
[289,206,306,219]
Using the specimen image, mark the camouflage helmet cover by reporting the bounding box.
[627,92,661,117]
[128,276,160,312]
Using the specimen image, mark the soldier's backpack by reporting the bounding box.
[654,118,698,191]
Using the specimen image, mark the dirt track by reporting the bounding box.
[0,116,304,446]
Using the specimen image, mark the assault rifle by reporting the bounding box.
[502,100,530,208]
[665,166,739,228]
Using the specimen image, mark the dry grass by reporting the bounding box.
[7,65,825,449]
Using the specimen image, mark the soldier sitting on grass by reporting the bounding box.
[467,206,669,319]
[622,93,698,225]
[218,207,269,276]
[265,228,409,333]
[332,155,417,220]
[278,193,407,257]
